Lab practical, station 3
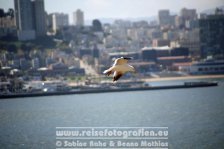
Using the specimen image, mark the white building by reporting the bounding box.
[190,61,224,74]
[73,9,84,26]
[52,13,69,32]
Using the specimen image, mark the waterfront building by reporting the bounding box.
[157,56,191,67]
[141,46,189,62]
[189,60,224,74]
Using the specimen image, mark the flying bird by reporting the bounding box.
[103,57,136,82]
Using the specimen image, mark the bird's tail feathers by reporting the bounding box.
[113,73,122,82]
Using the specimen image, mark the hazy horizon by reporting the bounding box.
[0,0,223,24]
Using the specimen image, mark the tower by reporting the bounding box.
[52,13,69,32]
[73,9,84,26]
[32,0,46,37]
[14,0,46,40]
[14,0,36,40]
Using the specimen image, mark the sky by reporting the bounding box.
[0,0,223,23]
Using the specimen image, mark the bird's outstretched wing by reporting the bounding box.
[103,67,113,76]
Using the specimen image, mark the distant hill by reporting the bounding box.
[85,16,157,25]
[84,6,224,25]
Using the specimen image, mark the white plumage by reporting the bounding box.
[103,57,136,82]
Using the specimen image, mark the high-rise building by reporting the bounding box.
[14,0,46,40]
[73,9,84,26]
[180,8,197,21]
[47,13,53,29]
[175,8,197,28]
[158,10,175,27]
[32,0,46,37]
[158,10,170,26]
[14,0,36,40]
[52,13,69,32]
[199,12,224,59]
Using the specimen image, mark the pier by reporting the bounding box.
[0,81,218,99]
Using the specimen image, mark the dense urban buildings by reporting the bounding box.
[0,3,224,93]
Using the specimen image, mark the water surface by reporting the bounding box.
[0,81,224,148]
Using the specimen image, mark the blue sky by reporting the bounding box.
[0,0,223,22]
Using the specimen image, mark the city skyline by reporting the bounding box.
[0,0,223,22]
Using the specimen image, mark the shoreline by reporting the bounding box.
[0,81,219,99]
[142,74,224,82]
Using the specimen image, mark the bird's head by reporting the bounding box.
[122,57,133,60]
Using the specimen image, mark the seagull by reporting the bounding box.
[103,57,136,82]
